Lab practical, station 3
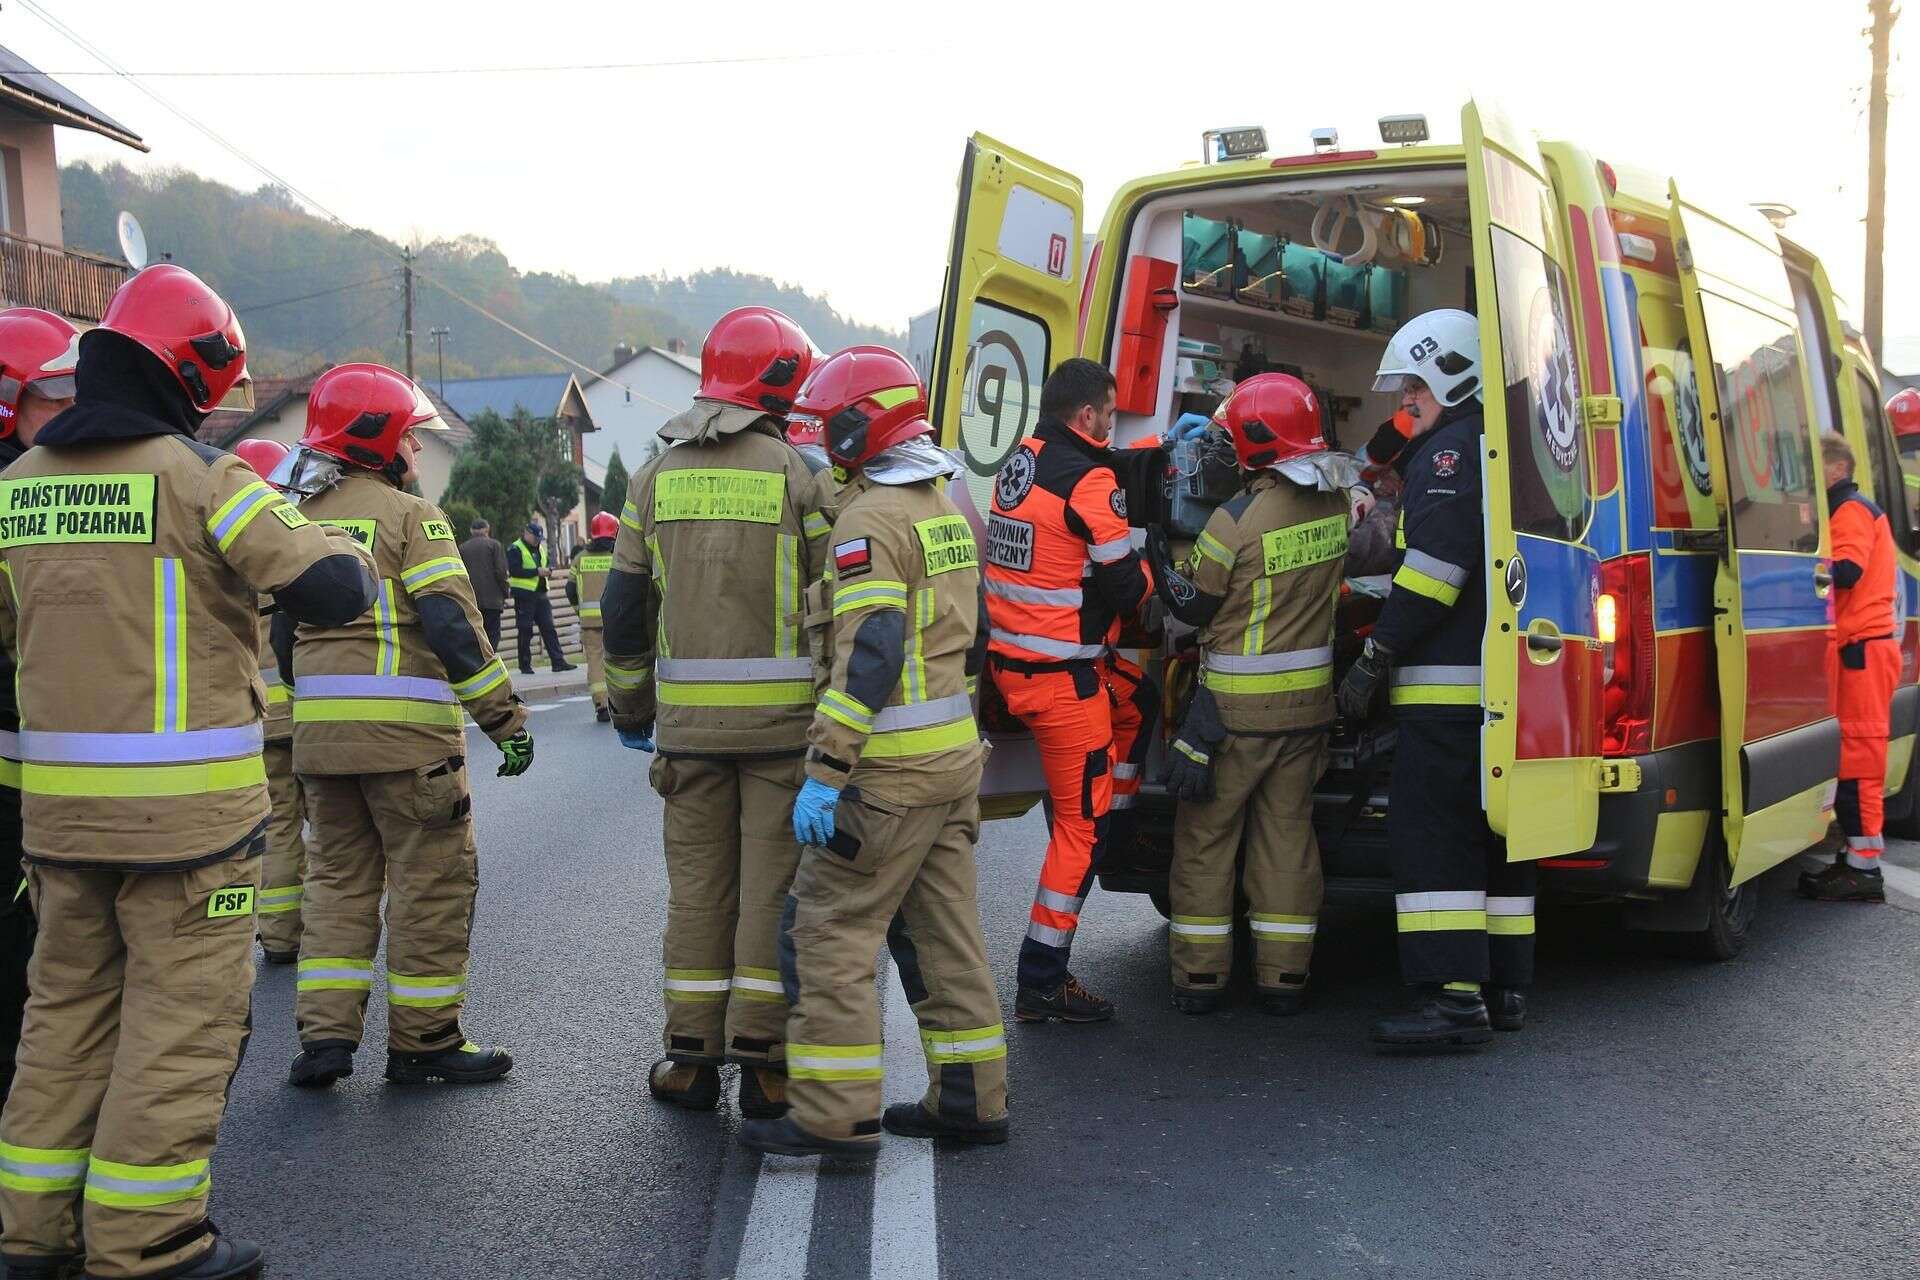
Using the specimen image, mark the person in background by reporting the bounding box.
[1346,411,1414,578]
[507,520,574,675]
[567,511,618,721]
[459,517,510,649]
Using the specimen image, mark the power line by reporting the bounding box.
[233,273,393,316]
[28,50,875,78]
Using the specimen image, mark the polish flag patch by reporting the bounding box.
[834,538,872,578]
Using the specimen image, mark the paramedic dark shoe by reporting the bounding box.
[1016,973,1116,1023]
[385,1040,514,1084]
[738,1065,788,1119]
[1487,986,1527,1031]
[649,1058,721,1111]
[1370,989,1494,1051]
[288,1041,354,1088]
[1799,862,1886,903]
[739,1116,878,1163]
[882,1101,1009,1145]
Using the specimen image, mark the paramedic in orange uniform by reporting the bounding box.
[985,358,1157,1022]
[1803,433,1900,903]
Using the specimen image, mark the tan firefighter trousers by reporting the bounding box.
[782,791,1008,1145]
[295,762,477,1054]
[581,628,607,712]
[650,754,803,1066]
[1169,731,1327,995]
[0,854,260,1279]
[255,739,308,955]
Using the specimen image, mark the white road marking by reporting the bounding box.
[557,695,593,704]
[734,1154,818,1280]
[1880,859,1920,902]
[523,703,560,713]
[871,958,939,1279]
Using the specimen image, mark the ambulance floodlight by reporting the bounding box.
[1617,233,1658,264]
[1203,126,1268,163]
[1751,202,1797,229]
[1389,194,1428,206]
[1378,114,1429,146]
[1311,127,1340,154]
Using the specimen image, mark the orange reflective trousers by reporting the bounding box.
[1837,636,1902,869]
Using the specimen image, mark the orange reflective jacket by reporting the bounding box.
[1828,482,1898,645]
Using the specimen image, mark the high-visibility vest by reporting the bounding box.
[508,538,545,592]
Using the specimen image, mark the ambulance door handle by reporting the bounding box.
[1524,619,1564,661]
[1813,566,1833,597]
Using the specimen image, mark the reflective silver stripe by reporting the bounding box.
[731,974,785,994]
[1396,891,1487,912]
[1846,848,1882,869]
[1025,920,1074,948]
[0,729,19,760]
[1485,896,1536,915]
[0,1153,84,1179]
[85,1169,204,1196]
[985,579,1084,606]
[259,666,282,685]
[1400,548,1469,587]
[923,1030,1006,1057]
[654,656,815,682]
[1170,920,1232,936]
[1112,763,1140,780]
[990,630,1105,660]
[294,674,455,702]
[387,979,463,999]
[1847,835,1886,850]
[298,965,372,982]
[579,599,601,611]
[788,1051,883,1072]
[18,724,263,765]
[1203,647,1333,675]
[1034,886,1085,915]
[1109,794,1135,809]
[1088,536,1133,564]
[663,975,730,993]
[872,693,973,732]
[1391,665,1482,686]
[1248,919,1317,936]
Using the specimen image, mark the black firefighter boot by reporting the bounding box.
[156,1233,265,1280]
[1370,985,1494,1051]
[648,1058,721,1111]
[882,1102,1009,1145]
[1487,986,1527,1032]
[288,1039,355,1088]
[738,1116,878,1163]
[1800,861,1886,903]
[386,1038,514,1085]
[737,1064,788,1119]
[3,1253,83,1279]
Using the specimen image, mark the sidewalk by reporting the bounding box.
[508,665,590,699]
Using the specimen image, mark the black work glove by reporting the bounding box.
[1337,637,1392,722]
[1841,639,1868,671]
[496,730,535,777]
[1165,686,1227,801]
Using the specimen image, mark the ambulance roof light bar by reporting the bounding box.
[1378,114,1430,146]
[1203,126,1269,163]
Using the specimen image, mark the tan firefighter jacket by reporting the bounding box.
[805,472,986,808]
[258,599,290,743]
[292,471,525,775]
[606,401,829,754]
[568,536,613,631]
[1185,471,1348,733]
[0,437,372,868]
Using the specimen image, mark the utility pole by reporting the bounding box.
[430,326,451,399]
[402,245,416,380]
[1865,0,1898,365]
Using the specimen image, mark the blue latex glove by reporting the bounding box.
[617,727,655,752]
[792,777,842,847]
[1165,412,1213,445]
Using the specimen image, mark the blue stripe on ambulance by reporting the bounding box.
[1738,550,1833,631]
[1513,535,1598,633]
[1651,546,1715,632]
[1604,265,1656,554]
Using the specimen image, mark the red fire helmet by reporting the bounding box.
[0,307,79,437]
[99,264,248,413]
[589,510,619,540]
[1887,387,1920,440]
[792,346,930,472]
[299,362,441,472]
[233,437,290,483]
[1217,373,1327,471]
[699,306,814,415]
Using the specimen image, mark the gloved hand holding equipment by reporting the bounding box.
[1165,412,1214,446]
[792,777,841,847]
[496,730,535,777]
[1165,685,1227,801]
[1336,637,1391,722]
[617,726,656,752]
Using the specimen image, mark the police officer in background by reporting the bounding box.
[0,265,375,1280]
[567,511,619,721]
[1338,309,1534,1051]
[0,307,77,1107]
[603,306,827,1120]
[507,519,573,675]
[1149,375,1348,1016]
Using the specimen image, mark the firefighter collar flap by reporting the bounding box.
[658,398,776,444]
[862,437,962,487]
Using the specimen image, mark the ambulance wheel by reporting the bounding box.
[1685,842,1755,962]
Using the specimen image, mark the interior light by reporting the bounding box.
[1617,233,1658,264]
[1389,194,1427,206]
[1377,114,1430,146]
[1596,593,1618,645]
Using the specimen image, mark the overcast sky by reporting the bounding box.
[13,0,1920,362]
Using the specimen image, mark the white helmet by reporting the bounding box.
[1373,308,1483,406]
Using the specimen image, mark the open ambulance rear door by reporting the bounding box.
[928,134,1084,809]
[1461,101,1606,859]
[1668,183,1838,883]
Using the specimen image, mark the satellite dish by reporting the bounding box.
[116,211,147,270]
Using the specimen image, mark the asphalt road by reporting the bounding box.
[211,695,1920,1279]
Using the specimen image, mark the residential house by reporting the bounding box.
[0,45,145,322]
[578,340,699,473]
[437,371,601,549]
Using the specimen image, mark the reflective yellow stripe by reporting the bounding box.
[919,1023,1007,1064]
[83,1156,209,1209]
[833,579,908,617]
[206,480,280,552]
[1394,508,1405,550]
[451,658,509,702]
[621,497,643,533]
[803,511,832,539]
[1202,666,1332,695]
[787,1042,885,1081]
[0,1141,88,1193]
[657,679,813,707]
[819,689,875,733]
[1396,909,1488,932]
[775,533,800,659]
[21,756,265,798]
[904,588,933,702]
[0,758,20,787]
[1487,914,1536,936]
[401,556,467,593]
[1392,562,1461,606]
[863,715,977,759]
[606,660,650,691]
[1242,577,1271,655]
[1388,685,1482,706]
[293,699,466,727]
[265,684,290,705]
[1173,739,1209,765]
[1195,530,1234,569]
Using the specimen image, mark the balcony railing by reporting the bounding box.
[0,231,130,323]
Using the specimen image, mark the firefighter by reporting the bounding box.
[0,265,376,1280]
[0,307,77,1110]
[233,437,310,964]
[985,357,1156,1022]
[602,306,827,1119]
[280,362,533,1091]
[567,510,618,721]
[1337,309,1533,1050]
[1802,432,1901,902]
[740,345,1005,1159]
[507,520,574,675]
[1146,374,1347,1015]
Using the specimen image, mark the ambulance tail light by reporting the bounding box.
[1599,554,1655,757]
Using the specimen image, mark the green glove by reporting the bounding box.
[497,730,534,777]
